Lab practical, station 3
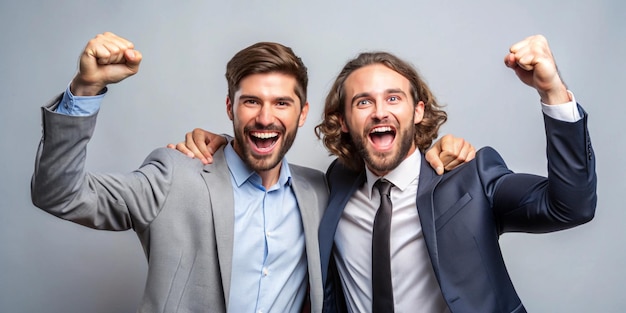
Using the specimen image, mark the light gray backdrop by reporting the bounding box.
[1,0,623,312]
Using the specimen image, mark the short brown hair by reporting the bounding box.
[225,42,308,107]
[315,52,447,170]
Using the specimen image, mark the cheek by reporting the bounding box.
[234,107,257,124]
[347,112,370,131]
[289,116,303,129]
[280,110,304,128]
[231,115,243,130]
[392,106,417,124]
[340,114,356,133]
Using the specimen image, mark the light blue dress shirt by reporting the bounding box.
[55,87,308,313]
[224,144,306,313]
[55,87,105,116]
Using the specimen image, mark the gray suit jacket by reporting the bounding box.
[31,95,329,313]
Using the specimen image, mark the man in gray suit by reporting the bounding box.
[31,32,328,313]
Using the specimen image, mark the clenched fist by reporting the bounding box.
[70,32,143,96]
[504,35,570,105]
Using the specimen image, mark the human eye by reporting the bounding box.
[242,99,259,105]
[388,95,400,103]
[355,99,371,107]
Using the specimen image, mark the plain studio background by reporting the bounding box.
[1,1,623,312]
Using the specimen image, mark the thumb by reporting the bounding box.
[430,159,444,176]
[425,147,445,175]
[503,53,516,69]
[124,49,142,72]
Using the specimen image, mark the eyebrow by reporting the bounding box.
[275,96,296,103]
[350,88,408,104]
[239,95,296,103]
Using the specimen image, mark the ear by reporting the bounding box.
[339,115,349,133]
[414,100,425,124]
[226,96,234,121]
[298,101,310,127]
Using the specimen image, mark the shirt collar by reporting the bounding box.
[224,142,292,190]
[365,149,421,199]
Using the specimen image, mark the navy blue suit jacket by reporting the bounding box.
[319,109,596,313]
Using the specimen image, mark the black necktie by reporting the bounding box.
[372,179,394,313]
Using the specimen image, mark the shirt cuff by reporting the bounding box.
[55,85,107,116]
[541,90,581,122]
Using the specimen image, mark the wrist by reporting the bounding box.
[70,76,107,97]
[539,83,570,105]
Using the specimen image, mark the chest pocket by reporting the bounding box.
[435,192,472,232]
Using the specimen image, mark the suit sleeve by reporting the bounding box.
[31,97,174,232]
[486,105,597,234]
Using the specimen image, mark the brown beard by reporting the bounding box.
[233,123,298,172]
[350,120,415,175]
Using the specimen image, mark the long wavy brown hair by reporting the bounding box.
[314,52,448,171]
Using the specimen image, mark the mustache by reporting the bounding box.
[365,119,397,131]
[244,123,285,133]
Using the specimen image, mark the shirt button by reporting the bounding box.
[263,268,269,276]
[266,231,272,237]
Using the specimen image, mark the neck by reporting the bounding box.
[230,141,283,189]
[257,164,282,189]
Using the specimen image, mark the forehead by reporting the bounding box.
[344,64,411,95]
[236,72,299,99]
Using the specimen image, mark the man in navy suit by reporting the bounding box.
[314,35,596,313]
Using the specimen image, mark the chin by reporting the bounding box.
[248,155,281,172]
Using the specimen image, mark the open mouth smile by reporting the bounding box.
[369,125,396,151]
[249,131,280,154]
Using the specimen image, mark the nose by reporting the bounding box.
[256,103,274,126]
[372,101,388,120]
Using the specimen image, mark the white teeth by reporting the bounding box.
[251,132,278,139]
[371,126,392,133]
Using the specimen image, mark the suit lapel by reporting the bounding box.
[291,172,319,237]
[319,165,366,283]
[290,168,323,311]
[416,154,443,279]
[200,148,234,304]
[291,169,321,274]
